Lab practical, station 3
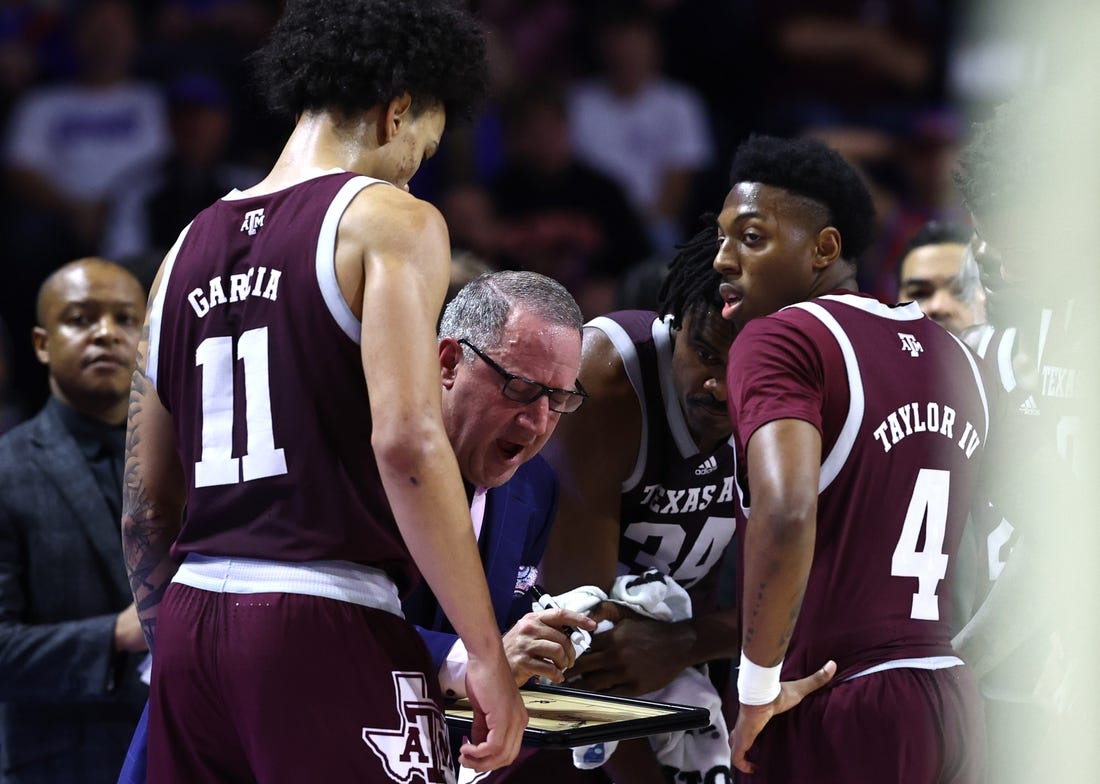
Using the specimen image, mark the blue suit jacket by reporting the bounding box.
[403,455,559,671]
[0,402,146,784]
[117,455,558,784]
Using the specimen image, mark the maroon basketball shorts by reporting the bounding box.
[147,583,455,783]
[742,665,984,784]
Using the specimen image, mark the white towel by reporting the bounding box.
[561,570,732,781]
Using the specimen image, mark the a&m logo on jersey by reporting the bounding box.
[898,332,924,357]
[241,208,265,236]
[362,672,453,783]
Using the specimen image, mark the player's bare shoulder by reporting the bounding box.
[333,186,449,318]
[579,325,635,401]
[341,185,448,256]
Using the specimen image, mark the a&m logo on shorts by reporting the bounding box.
[362,672,453,783]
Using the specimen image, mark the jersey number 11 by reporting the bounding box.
[194,326,288,487]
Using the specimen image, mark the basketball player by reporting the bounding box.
[715,135,988,782]
[120,2,525,781]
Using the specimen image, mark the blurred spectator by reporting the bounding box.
[758,0,949,134]
[441,182,506,267]
[0,318,24,435]
[446,251,495,309]
[0,1,68,123]
[492,83,652,318]
[895,219,985,336]
[103,72,263,278]
[3,0,169,256]
[476,0,580,83]
[567,6,713,254]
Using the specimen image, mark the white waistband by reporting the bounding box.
[845,655,964,682]
[172,554,403,617]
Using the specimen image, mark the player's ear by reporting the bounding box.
[439,337,461,389]
[32,326,49,365]
[381,92,414,143]
[812,226,842,270]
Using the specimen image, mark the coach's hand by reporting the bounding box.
[730,660,836,774]
[503,607,597,685]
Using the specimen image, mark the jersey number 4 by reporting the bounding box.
[194,326,288,487]
[891,468,950,621]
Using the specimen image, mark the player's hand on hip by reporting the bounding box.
[459,650,528,771]
[730,659,836,774]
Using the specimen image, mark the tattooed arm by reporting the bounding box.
[121,269,186,652]
[729,418,835,774]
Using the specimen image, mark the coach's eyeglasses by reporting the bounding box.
[459,338,588,414]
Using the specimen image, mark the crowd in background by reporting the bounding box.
[0,0,1032,426]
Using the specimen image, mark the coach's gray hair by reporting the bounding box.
[439,271,583,358]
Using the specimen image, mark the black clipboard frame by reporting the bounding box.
[445,683,711,749]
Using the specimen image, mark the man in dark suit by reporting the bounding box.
[407,270,596,699]
[0,257,148,783]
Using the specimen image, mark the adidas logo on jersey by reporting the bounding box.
[898,332,924,357]
[1018,395,1041,416]
[241,208,265,236]
[695,455,718,476]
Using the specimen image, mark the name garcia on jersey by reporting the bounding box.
[872,401,982,459]
[187,265,283,318]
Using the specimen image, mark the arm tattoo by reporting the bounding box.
[121,358,176,651]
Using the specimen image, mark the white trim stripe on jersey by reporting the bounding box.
[146,222,193,390]
[315,176,387,344]
[947,331,990,443]
[1036,307,1053,373]
[813,293,924,321]
[845,655,964,682]
[172,553,403,616]
[587,316,650,492]
[787,302,865,493]
[653,315,699,460]
[973,323,996,358]
[221,166,348,201]
[997,327,1018,393]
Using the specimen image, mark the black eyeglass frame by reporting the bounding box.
[458,338,588,414]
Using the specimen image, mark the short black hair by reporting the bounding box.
[900,219,973,260]
[656,216,724,329]
[253,0,487,121]
[728,135,876,262]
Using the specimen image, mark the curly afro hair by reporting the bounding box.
[952,97,1031,229]
[656,214,724,328]
[253,0,487,121]
[728,135,876,262]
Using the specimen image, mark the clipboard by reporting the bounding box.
[445,683,711,749]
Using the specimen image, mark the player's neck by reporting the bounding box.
[263,109,388,187]
[811,265,859,299]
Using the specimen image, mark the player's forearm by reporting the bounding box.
[375,428,505,658]
[121,367,184,652]
[741,507,815,667]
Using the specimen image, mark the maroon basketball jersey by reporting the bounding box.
[727,293,990,682]
[588,310,737,613]
[147,171,418,592]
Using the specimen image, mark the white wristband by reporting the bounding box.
[738,652,782,705]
